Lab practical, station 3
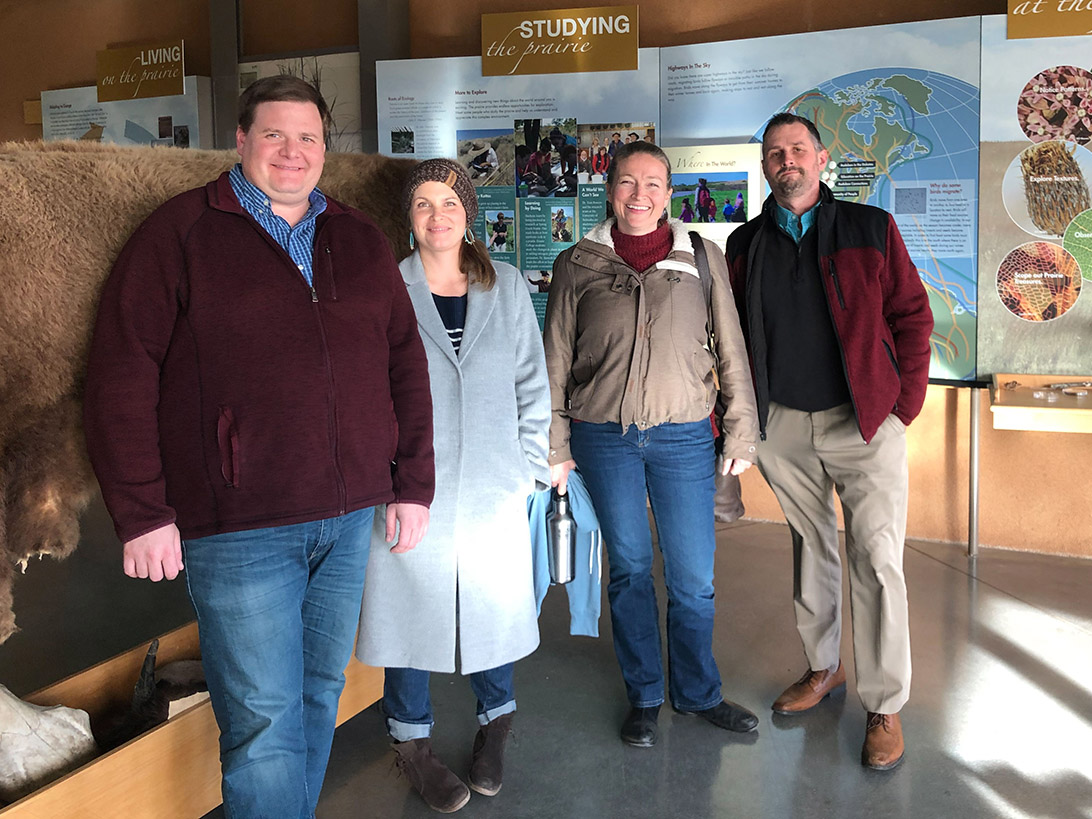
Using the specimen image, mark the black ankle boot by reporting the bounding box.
[676,699,759,733]
[620,704,661,747]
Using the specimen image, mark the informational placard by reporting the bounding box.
[477,187,518,267]
[660,17,982,382]
[1008,0,1092,40]
[577,183,608,237]
[97,39,184,102]
[661,144,764,246]
[377,49,659,277]
[481,6,638,77]
[378,17,1089,378]
[978,14,1092,377]
[41,76,211,148]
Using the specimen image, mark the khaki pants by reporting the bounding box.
[757,402,911,714]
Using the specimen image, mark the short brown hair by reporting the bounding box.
[761,113,825,154]
[238,76,332,144]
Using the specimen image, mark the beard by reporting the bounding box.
[771,168,808,198]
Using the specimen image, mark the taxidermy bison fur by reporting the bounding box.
[0,140,416,644]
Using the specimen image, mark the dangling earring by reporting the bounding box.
[464,227,475,245]
[409,232,415,250]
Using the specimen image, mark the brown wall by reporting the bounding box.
[0,0,212,142]
[239,0,357,57]
[0,0,359,142]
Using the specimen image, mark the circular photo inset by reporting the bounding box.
[1018,65,1092,145]
[1062,208,1092,282]
[1001,140,1092,237]
[996,241,1082,321]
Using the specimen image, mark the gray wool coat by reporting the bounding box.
[356,253,551,674]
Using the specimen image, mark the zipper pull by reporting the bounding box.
[311,285,318,303]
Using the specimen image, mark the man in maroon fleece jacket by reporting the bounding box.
[725,113,933,772]
[83,77,434,817]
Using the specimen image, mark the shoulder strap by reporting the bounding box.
[689,230,712,314]
[690,230,720,392]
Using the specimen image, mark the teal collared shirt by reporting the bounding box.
[774,200,819,244]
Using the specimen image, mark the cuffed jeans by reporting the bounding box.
[182,507,374,819]
[570,420,722,712]
[383,664,516,741]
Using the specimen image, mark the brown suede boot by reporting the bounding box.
[391,738,471,812]
[468,713,512,796]
[862,712,905,770]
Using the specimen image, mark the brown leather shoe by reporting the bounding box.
[862,712,905,770]
[772,662,846,714]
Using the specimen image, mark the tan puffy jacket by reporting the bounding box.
[543,218,758,464]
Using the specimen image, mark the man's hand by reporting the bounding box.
[720,457,753,477]
[386,503,430,553]
[551,459,577,495]
[123,523,183,581]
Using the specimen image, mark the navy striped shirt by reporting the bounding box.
[229,164,327,285]
[432,294,467,354]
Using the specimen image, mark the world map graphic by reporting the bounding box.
[772,68,980,381]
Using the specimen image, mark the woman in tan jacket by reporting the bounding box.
[542,141,760,749]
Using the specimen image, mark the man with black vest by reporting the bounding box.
[725,113,932,770]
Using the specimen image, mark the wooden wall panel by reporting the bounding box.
[239,0,357,57]
[0,0,211,142]
[407,0,1006,58]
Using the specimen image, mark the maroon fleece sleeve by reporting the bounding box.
[883,215,934,425]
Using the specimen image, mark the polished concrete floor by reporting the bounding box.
[2,497,1090,818]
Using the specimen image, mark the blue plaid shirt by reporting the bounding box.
[229,164,327,286]
[774,200,818,245]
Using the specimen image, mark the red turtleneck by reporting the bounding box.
[610,221,672,273]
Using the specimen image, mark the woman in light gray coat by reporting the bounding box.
[356,159,550,813]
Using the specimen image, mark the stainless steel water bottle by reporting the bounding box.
[546,487,576,584]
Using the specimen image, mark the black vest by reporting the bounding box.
[759,221,850,412]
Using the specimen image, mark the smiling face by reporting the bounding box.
[609,152,672,236]
[409,181,468,255]
[236,100,325,223]
[761,122,828,211]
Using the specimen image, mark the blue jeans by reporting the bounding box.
[182,507,374,819]
[570,421,721,712]
[383,664,516,742]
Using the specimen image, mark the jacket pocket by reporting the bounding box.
[571,352,596,384]
[882,339,900,377]
[692,347,716,410]
[828,260,846,309]
[217,406,239,488]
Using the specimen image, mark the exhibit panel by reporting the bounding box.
[659,17,982,382]
[40,76,213,149]
[978,14,1092,378]
[376,49,661,321]
[377,19,985,380]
